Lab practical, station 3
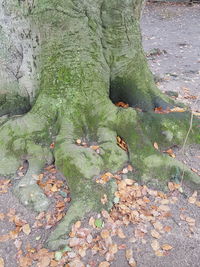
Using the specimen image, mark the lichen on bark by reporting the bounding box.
[0,0,199,250]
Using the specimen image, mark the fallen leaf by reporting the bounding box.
[109,244,118,254]
[185,216,195,224]
[153,221,163,232]
[90,145,100,151]
[128,258,137,267]
[155,250,164,257]
[117,136,128,152]
[117,228,126,239]
[37,256,51,267]
[50,143,55,149]
[151,230,161,239]
[115,102,129,108]
[126,249,133,260]
[76,139,82,145]
[153,142,159,150]
[154,107,169,114]
[164,149,176,158]
[51,184,58,192]
[158,205,170,212]
[162,244,173,251]
[22,224,31,235]
[163,226,172,233]
[151,240,160,251]
[101,229,110,239]
[74,221,81,230]
[99,261,110,267]
[170,107,186,113]
[0,257,4,267]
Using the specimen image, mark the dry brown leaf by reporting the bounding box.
[0,257,4,267]
[117,136,128,152]
[115,102,129,108]
[14,239,22,250]
[18,255,33,267]
[153,142,159,150]
[76,139,82,145]
[154,107,170,114]
[90,145,100,151]
[109,244,118,254]
[117,228,126,239]
[99,262,110,267]
[151,240,160,251]
[50,184,58,192]
[101,229,110,239]
[124,179,134,186]
[163,226,172,233]
[185,216,195,224]
[128,258,137,267]
[188,197,196,204]
[155,250,164,257]
[162,244,173,251]
[22,224,31,235]
[74,221,81,230]
[170,107,186,113]
[37,256,51,267]
[89,217,95,228]
[153,221,163,232]
[158,205,170,212]
[195,201,200,207]
[164,149,176,158]
[151,230,161,239]
[126,249,133,260]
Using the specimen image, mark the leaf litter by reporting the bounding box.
[0,164,200,266]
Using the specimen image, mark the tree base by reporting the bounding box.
[0,102,199,250]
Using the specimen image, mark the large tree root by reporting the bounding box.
[0,98,199,250]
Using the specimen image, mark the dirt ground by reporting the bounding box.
[0,2,200,267]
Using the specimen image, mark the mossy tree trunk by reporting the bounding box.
[0,0,199,250]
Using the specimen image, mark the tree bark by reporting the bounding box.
[0,0,199,250]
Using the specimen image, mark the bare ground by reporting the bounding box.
[0,2,200,267]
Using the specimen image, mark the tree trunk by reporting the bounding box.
[0,0,199,250]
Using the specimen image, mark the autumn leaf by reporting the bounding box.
[170,107,186,113]
[99,262,110,267]
[153,142,159,150]
[151,230,161,239]
[154,107,170,114]
[50,143,55,149]
[90,145,100,151]
[162,244,173,251]
[164,148,176,158]
[117,136,128,152]
[151,240,160,251]
[100,229,110,239]
[117,228,126,239]
[22,224,31,235]
[115,102,129,108]
[0,257,4,267]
